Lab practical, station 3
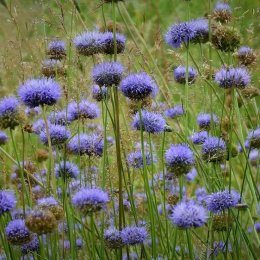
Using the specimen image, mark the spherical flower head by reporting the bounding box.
[47,39,66,59]
[165,21,195,49]
[186,168,197,181]
[25,209,57,235]
[174,66,197,84]
[42,59,64,78]
[202,137,226,162]
[68,132,104,156]
[195,187,208,204]
[170,200,207,228]
[214,2,232,13]
[92,85,109,102]
[127,150,157,168]
[120,73,157,100]
[73,31,103,56]
[189,18,210,44]
[0,96,22,129]
[0,190,17,216]
[121,226,148,246]
[21,234,40,254]
[54,161,80,179]
[32,119,49,135]
[207,189,240,213]
[132,110,166,134]
[72,187,109,214]
[67,100,100,121]
[238,46,253,55]
[215,67,251,89]
[246,127,260,149]
[39,124,70,146]
[18,78,62,108]
[237,46,257,66]
[100,31,126,54]
[5,219,32,245]
[0,132,8,145]
[104,228,124,249]
[190,131,211,144]
[165,105,185,118]
[49,110,70,126]
[165,144,195,176]
[92,61,125,87]
[213,2,232,23]
[197,113,218,130]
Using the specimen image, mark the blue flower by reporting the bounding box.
[132,110,166,134]
[213,242,232,256]
[100,31,126,54]
[170,200,207,228]
[47,39,66,59]
[174,66,197,84]
[0,96,21,129]
[165,105,185,118]
[214,67,251,89]
[190,131,211,144]
[189,18,210,44]
[39,124,70,146]
[24,107,41,118]
[68,132,104,156]
[54,161,80,179]
[127,150,157,168]
[72,187,109,213]
[92,61,125,87]
[67,100,100,121]
[0,190,16,216]
[0,131,8,145]
[197,113,218,130]
[255,223,260,233]
[92,85,109,102]
[21,234,40,254]
[42,59,63,77]
[186,168,197,181]
[73,31,103,56]
[214,2,232,12]
[238,46,253,55]
[120,73,158,100]
[246,127,260,149]
[104,228,124,249]
[121,226,148,245]
[165,144,195,175]
[11,209,30,219]
[5,219,32,245]
[32,119,49,135]
[195,187,208,204]
[165,21,195,49]
[207,189,240,213]
[202,137,226,162]
[49,110,71,125]
[18,78,62,108]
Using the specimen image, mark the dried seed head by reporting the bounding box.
[99,20,124,33]
[241,86,260,99]
[35,149,49,163]
[128,94,153,115]
[212,213,234,232]
[167,194,179,205]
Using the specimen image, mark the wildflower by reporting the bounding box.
[72,187,109,214]
[0,96,23,129]
[100,31,126,54]
[54,161,80,179]
[207,189,240,213]
[186,168,197,181]
[215,67,251,89]
[236,46,257,66]
[68,133,104,156]
[104,228,124,249]
[24,107,41,118]
[127,150,157,168]
[11,209,30,219]
[190,131,211,144]
[165,144,195,176]
[174,66,197,84]
[120,72,158,100]
[18,78,61,108]
[42,59,64,78]
[21,234,40,254]
[170,200,207,228]
[165,105,185,118]
[5,219,32,245]
[189,18,210,44]
[92,61,125,87]
[121,226,148,245]
[0,132,8,145]
[195,187,208,204]
[132,110,166,134]
[165,21,195,49]
[32,119,49,135]
[92,85,110,102]
[212,2,232,23]
[46,39,66,59]
[197,113,218,131]
[73,31,103,56]
[39,124,70,146]
[0,190,16,216]
[246,127,260,149]
[202,137,226,162]
[213,242,232,256]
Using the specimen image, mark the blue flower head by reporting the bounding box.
[174,66,197,84]
[21,234,40,254]
[49,110,70,126]
[189,18,210,44]
[202,137,226,162]
[0,190,16,216]
[132,110,166,134]
[47,39,66,59]
[195,187,208,204]
[186,168,197,181]
[25,107,41,118]
[92,85,109,102]
[54,161,80,179]
[18,78,62,108]
[0,131,8,145]
[120,72,158,100]
[207,189,240,213]
[165,105,185,118]
[42,59,63,77]
[121,226,148,245]
[197,113,218,130]
[32,119,50,135]
[190,131,211,144]
[246,127,260,149]
[104,228,124,249]
[127,150,157,168]
[238,46,253,55]
[92,62,125,87]
[170,200,208,228]
[165,21,195,49]
[100,31,126,54]
[215,2,232,12]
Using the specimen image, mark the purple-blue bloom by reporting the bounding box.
[165,105,185,118]
[120,72,158,100]
[132,110,166,134]
[32,119,49,135]
[21,234,40,254]
[255,223,260,233]
[0,190,16,216]
[0,131,8,145]
[214,67,251,89]
[174,66,197,84]
[197,113,218,130]
[121,226,148,245]
[214,2,232,12]
[127,150,157,168]
[24,107,41,118]
[165,21,195,49]
[190,131,211,144]
[238,46,253,55]
[47,39,66,59]
[104,228,124,249]
[92,61,125,87]
[186,168,197,181]
[195,187,208,204]
[189,18,210,44]
[170,200,207,228]
[18,78,61,108]
[100,31,126,54]
[92,85,109,102]
[54,161,80,179]
[207,189,240,213]
[202,137,226,162]
[37,197,59,207]
[213,242,232,256]
[246,127,260,149]
[49,110,71,125]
